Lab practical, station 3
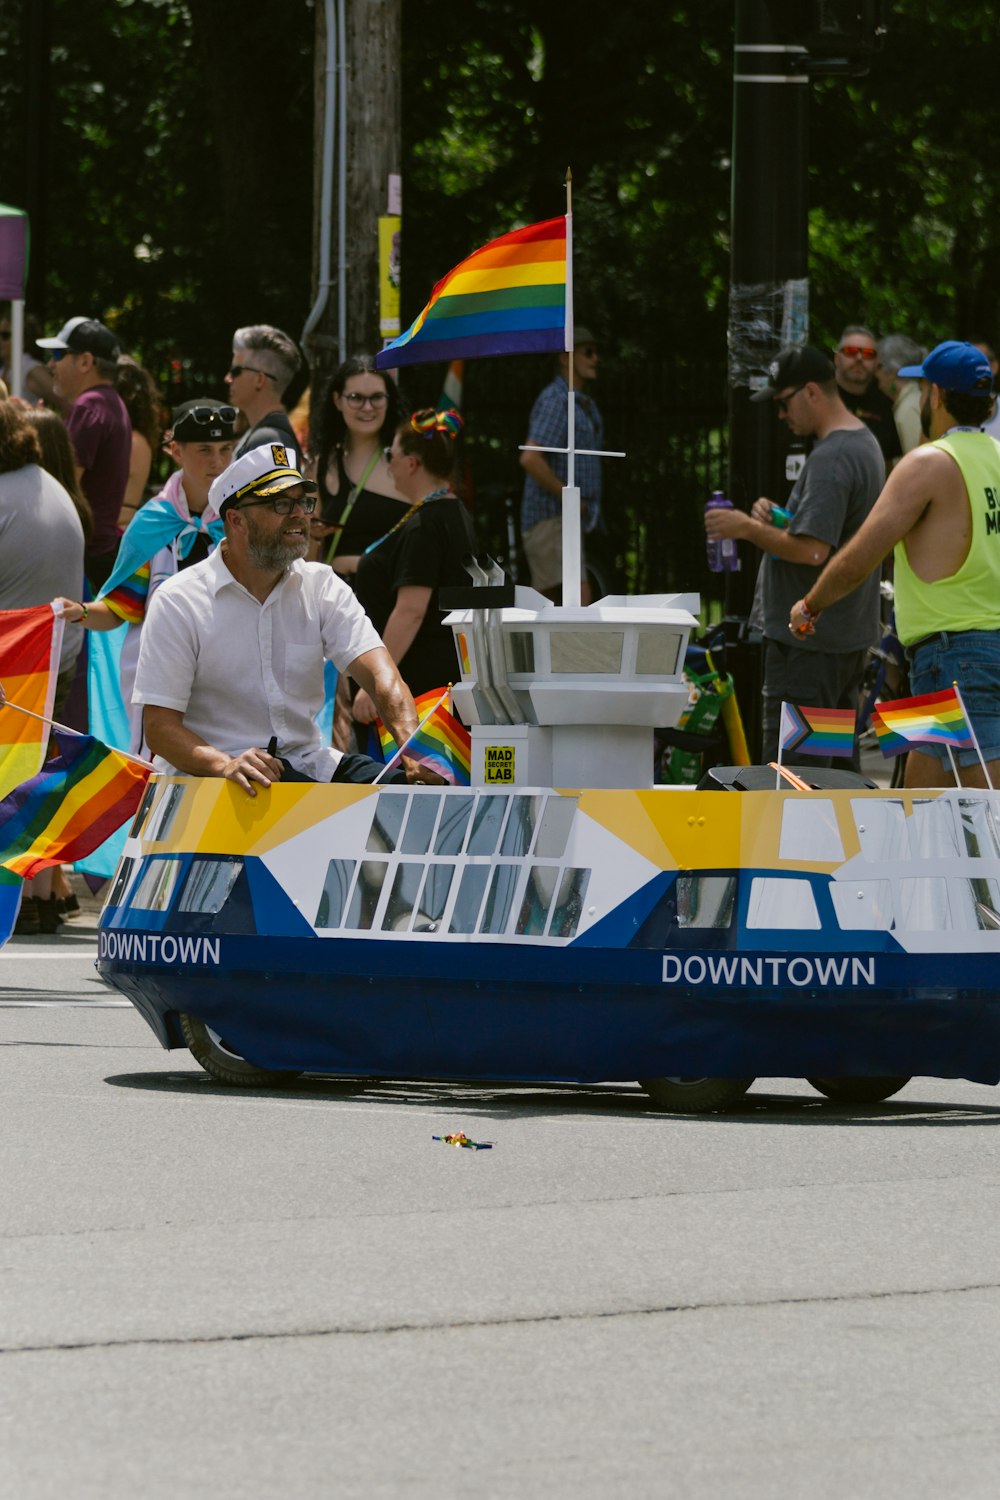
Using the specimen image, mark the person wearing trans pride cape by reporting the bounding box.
[55,399,236,876]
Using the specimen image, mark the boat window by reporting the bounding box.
[500,794,544,856]
[747,877,821,929]
[479,863,520,934]
[897,876,950,930]
[506,632,535,674]
[676,874,736,929]
[129,782,158,840]
[346,860,388,929]
[434,795,474,855]
[949,876,1000,932]
[635,630,681,676]
[413,864,454,932]
[958,797,1000,859]
[516,865,560,935]
[149,782,186,843]
[400,793,440,854]
[829,879,893,931]
[534,796,576,859]
[908,798,960,858]
[130,857,183,912]
[550,631,624,675]
[467,795,509,855]
[367,795,407,854]
[852,799,909,861]
[779,799,843,863]
[382,862,424,932]
[449,865,491,933]
[107,856,136,909]
[315,859,356,929]
[547,867,591,938]
[178,858,243,915]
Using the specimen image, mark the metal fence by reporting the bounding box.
[402,353,731,615]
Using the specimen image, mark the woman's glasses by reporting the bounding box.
[342,391,388,408]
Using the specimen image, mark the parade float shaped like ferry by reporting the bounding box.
[95,568,1000,1111]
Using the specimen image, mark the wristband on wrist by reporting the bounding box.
[81,603,89,623]
[800,597,819,622]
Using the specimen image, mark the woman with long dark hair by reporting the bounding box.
[351,408,477,724]
[308,354,408,581]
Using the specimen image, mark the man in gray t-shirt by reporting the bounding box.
[705,345,885,764]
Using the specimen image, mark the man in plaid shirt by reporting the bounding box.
[518,328,604,603]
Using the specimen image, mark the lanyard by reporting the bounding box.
[363,488,452,557]
[323,446,382,563]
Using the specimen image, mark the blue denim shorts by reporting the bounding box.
[907,629,1000,765]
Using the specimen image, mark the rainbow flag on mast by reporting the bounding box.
[376,217,568,369]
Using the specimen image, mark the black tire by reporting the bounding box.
[179,1013,302,1088]
[639,1076,754,1113]
[807,1076,910,1103]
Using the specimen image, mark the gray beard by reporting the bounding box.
[245,518,309,571]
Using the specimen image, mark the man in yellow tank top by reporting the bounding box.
[788,340,1000,788]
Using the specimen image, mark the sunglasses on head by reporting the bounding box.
[180,405,237,427]
[238,493,318,516]
[840,344,877,360]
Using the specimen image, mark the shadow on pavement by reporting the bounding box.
[102,1072,1000,1126]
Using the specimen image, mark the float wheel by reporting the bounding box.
[639,1076,754,1113]
[179,1013,302,1088]
[808,1076,910,1104]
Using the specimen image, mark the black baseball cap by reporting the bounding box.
[167,399,238,443]
[37,316,121,361]
[751,345,836,402]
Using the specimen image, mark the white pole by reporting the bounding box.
[9,298,24,399]
[953,679,993,790]
[561,176,581,607]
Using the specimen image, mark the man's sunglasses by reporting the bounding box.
[839,344,877,360]
[578,344,598,357]
[237,493,318,516]
[775,385,805,412]
[48,348,73,362]
[227,363,276,381]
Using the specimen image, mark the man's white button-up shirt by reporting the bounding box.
[133,545,383,778]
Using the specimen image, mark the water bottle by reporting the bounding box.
[705,491,739,572]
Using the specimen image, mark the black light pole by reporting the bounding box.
[725,0,810,756]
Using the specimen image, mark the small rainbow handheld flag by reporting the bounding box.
[376,218,567,369]
[779,703,857,760]
[0,729,150,881]
[872,688,974,753]
[0,605,62,801]
[380,689,472,786]
[376,687,453,760]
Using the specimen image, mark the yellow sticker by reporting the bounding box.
[484,745,515,784]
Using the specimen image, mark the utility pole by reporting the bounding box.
[724,0,887,756]
[305,0,402,415]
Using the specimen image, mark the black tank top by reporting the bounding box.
[319,448,411,559]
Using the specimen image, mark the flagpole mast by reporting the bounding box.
[561,166,582,609]
[953,679,993,790]
[0,687,155,772]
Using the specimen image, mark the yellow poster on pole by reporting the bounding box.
[378,216,401,337]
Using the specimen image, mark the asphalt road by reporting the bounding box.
[4,924,1000,1499]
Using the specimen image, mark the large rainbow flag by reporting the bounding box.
[779,703,857,760]
[0,728,149,881]
[376,218,567,369]
[872,688,975,753]
[0,605,62,801]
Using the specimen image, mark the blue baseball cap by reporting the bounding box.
[896,340,994,395]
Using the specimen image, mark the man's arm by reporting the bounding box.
[788,446,943,632]
[705,499,832,567]
[346,646,418,748]
[143,705,283,796]
[518,445,563,498]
